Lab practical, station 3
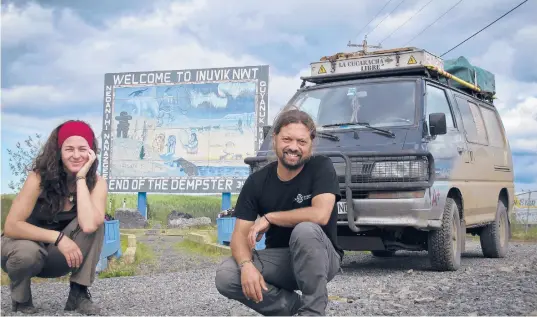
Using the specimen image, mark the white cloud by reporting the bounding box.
[1,3,56,47]
[1,85,87,110]
[500,97,537,137]
[1,112,103,140]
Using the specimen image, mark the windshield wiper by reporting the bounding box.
[318,131,340,141]
[322,122,395,138]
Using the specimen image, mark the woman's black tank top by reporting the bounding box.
[26,198,77,232]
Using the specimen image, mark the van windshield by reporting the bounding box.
[288,80,417,128]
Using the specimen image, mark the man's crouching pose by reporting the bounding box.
[215,109,344,316]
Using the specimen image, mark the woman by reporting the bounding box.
[1,120,107,315]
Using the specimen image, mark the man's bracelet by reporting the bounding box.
[54,232,64,246]
[239,260,253,268]
[264,214,272,225]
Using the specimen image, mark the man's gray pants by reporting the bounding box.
[215,222,342,316]
[1,217,105,303]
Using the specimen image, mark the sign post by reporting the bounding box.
[221,192,232,212]
[138,192,147,219]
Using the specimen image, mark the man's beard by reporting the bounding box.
[278,148,310,170]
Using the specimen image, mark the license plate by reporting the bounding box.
[337,201,347,214]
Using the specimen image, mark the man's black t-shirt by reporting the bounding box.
[234,155,344,259]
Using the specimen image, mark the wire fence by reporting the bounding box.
[513,190,537,233]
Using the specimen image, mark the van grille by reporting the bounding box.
[333,155,430,183]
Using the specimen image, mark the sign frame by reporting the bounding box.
[100,65,269,194]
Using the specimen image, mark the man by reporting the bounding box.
[215,108,343,316]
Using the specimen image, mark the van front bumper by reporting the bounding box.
[336,197,442,230]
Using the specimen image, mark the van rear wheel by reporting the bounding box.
[480,199,509,258]
[427,197,462,271]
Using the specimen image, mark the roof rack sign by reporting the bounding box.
[310,48,444,78]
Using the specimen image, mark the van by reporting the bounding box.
[245,47,515,271]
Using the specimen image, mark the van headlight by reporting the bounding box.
[371,160,429,180]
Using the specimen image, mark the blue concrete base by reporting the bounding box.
[217,217,266,250]
[96,220,122,273]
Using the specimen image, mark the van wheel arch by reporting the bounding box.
[499,188,509,213]
[447,187,464,223]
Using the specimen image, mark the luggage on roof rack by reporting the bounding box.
[443,56,496,95]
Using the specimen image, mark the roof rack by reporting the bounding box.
[300,46,494,103]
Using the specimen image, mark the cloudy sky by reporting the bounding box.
[1,0,536,194]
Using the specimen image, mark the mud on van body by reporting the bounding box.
[245,51,514,272]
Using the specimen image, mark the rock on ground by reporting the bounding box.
[114,208,149,229]
[1,240,536,316]
[167,216,211,229]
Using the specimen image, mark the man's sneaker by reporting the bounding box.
[64,282,101,315]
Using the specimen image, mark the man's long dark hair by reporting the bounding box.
[31,120,99,217]
[272,107,317,140]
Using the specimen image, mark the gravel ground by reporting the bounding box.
[1,239,536,316]
[135,234,222,275]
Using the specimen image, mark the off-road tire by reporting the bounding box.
[427,197,462,271]
[371,250,396,257]
[480,199,509,258]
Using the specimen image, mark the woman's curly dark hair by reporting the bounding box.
[31,120,99,217]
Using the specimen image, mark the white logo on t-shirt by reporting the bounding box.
[294,193,312,204]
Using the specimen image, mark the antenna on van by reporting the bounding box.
[347,35,382,55]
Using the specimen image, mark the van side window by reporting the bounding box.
[426,85,455,128]
[467,101,489,144]
[480,106,506,148]
[454,96,488,144]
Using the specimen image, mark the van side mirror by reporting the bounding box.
[263,125,272,140]
[429,113,447,136]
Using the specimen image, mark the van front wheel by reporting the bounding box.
[480,199,509,258]
[427,197,462,271]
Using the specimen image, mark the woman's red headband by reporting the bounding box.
[58,121,94,148]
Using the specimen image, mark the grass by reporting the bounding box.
[174,239,227,259]
[510,224,537,242]
[120,234,129,254]
[97,240,156,279]
[171,225,226,258]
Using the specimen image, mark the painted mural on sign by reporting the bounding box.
[100,65,269,193]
